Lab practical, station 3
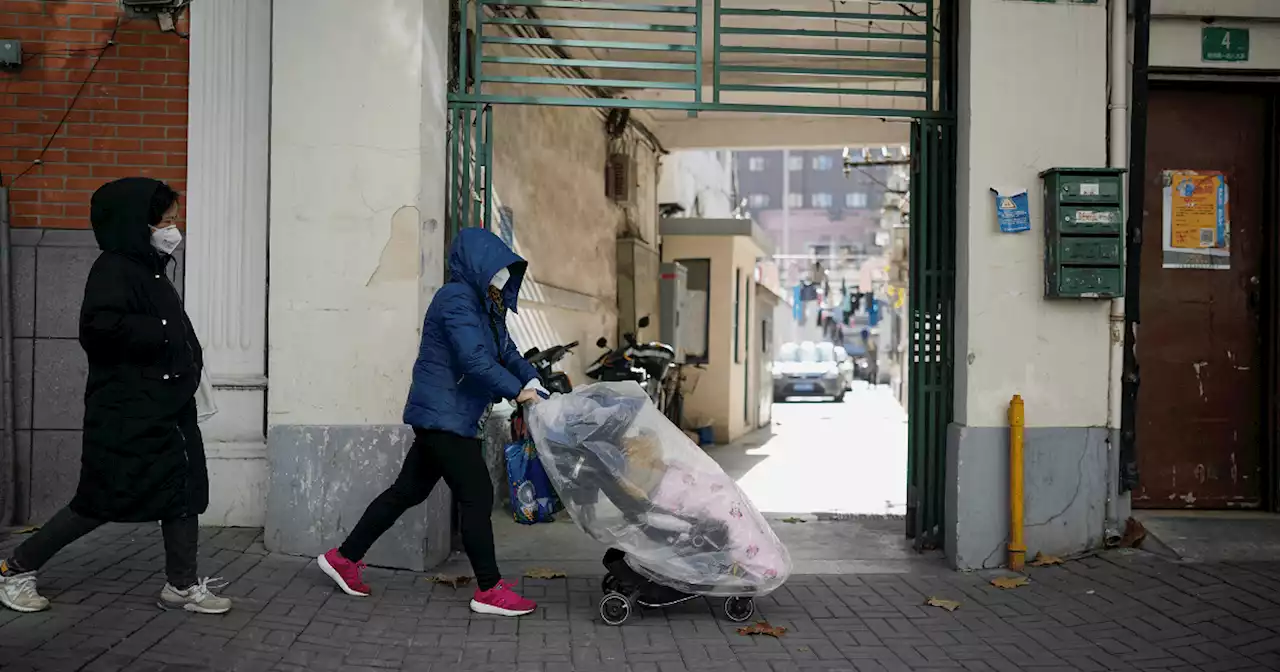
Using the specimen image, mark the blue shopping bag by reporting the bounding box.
[506,438,562,524]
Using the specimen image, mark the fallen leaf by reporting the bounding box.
[926,597,961,612]
[524,568,567,580]
[781,517,807,524]
[990,575,1030,590]
[11,526,39,535]
[428,574,473,589]
[1119,517,1147,549]
[738,621,787,638]
[1030,552,1064,567]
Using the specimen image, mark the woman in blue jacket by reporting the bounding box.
[319,228,544,616]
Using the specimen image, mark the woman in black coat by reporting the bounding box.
[0,177,231,615]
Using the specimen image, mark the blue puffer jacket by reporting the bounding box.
[403,228,539,437]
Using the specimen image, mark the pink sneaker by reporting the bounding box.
[318,548,370,597]
[470,580,537,616]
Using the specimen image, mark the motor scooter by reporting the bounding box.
[584,316,675,406]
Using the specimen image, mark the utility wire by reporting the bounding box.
[2,19,121,189]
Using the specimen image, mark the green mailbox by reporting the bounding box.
[1040,167,1126,299]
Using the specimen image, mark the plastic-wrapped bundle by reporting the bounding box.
[526,381,791,597]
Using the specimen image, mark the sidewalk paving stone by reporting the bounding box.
[0,525,1278,671]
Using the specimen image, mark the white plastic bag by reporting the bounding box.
[527,381,791,597]
[195,370,218,424]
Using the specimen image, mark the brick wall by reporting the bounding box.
[0,0,189,229]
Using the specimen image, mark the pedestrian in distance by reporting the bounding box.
[318,227,547,617]
[0,178,230,615]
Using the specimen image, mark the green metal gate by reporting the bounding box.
[447,0,957,547]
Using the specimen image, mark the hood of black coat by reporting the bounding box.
[89,177,166,260]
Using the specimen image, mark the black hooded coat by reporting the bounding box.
[68,177,208,523]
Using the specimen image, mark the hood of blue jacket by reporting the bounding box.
[448,227,528,314]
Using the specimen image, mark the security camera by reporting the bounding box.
[119,0,187,13]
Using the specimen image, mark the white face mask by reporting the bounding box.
[150,226,182,255]
[490,267,511,291]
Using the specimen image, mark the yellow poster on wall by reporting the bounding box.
[1161,170,1230,270]
[1167,171,1226,248]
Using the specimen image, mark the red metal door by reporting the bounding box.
[1136,89,1267,508]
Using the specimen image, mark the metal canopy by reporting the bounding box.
[449,0,944,119]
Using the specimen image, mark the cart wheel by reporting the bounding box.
[601,573,621,595]
[724,597,755,623]
[600,593,631,626]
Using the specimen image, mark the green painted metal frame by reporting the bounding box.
[445,101,495,246]
[905,0,955,550]
[448,0,956,548]
[905,117,955,550]
[453,0,935,118]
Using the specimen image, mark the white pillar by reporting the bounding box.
[263,0,450,570]
[946,0,1111,569]
[185,0,272,526]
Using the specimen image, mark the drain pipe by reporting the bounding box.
[1102,0,1128,546]
[0,186,15,526]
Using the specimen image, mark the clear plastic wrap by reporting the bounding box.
[526,381,791,597]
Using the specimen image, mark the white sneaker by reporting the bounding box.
[158,577,232,614]
[0,568,51,613]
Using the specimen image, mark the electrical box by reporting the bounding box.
[1040,167,1125,299]
[616,237,659,341]
[659,262,687,363]
[0,40,21,68]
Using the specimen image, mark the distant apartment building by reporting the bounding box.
[734,149,897,265]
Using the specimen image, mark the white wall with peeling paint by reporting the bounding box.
[954,0,1111,431]
[485,73,663,382]
[657,151,738,220]
[267,0,448,426]
[945,0,1113,570]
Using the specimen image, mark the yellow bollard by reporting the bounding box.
[1008,394,1026,571]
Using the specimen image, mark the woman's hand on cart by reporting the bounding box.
[516,388,548,405]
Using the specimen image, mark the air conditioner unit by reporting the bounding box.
[604,153,636,205]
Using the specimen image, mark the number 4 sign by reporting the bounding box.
[1202,26,1249,63]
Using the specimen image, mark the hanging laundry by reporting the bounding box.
[830,302,845,329]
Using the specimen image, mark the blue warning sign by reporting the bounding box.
[993,189,1031,233]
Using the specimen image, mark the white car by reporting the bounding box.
[772,342,849,402]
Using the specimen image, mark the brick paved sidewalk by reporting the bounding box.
[1,524,1279,672]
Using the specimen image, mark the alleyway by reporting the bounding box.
[2,523,1280,671]
[717,382,908,517]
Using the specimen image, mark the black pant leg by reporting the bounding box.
[9,506,105,573]
[428,432,500,591]
[339,428,444,562]
[161,516,199,588]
